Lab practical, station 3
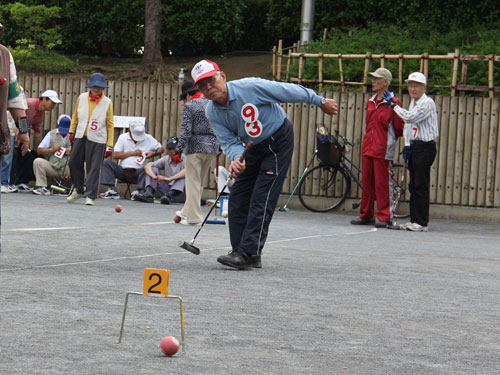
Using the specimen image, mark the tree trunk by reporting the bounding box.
[141,0,163,65]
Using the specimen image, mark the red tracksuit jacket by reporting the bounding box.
[362,94,404,160]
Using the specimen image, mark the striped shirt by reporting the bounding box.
[394,93,439,146]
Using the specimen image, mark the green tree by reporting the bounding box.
[162,0,245,55]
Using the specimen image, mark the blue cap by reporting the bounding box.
[57,114,71,133]
[85,72,108,88]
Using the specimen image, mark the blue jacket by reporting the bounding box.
[205,77,323,161]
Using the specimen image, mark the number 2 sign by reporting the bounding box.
[241,103,262,138]
[143,268,170,297]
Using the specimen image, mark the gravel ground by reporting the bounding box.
[1,192,499,375]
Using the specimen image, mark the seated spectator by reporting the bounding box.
[32,115,72,195]
[10,89,62,192]
[134,137,186,204]
[99,120,164,199]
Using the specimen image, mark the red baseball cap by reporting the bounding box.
[191,60,220,85]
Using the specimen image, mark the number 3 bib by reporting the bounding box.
[241,103,262,138]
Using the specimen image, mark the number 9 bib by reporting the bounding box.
[241,103,262,138]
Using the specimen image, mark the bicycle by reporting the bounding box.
[389,160,410,226]
[296,126,362,212]
[292,126,410,218]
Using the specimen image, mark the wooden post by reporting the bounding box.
[286,49,291,82]
[277,40,283,82]
[488,54,494,99]
[460,57,468,97]
[423,52,429,77]
[323,28,328,42]
[272,45,276,80]
[298,54,304,84]
[338,54,344,92]
[398,53,403,96]
[380,54,385,68]
[318,52,324,92]
[363,52,372,94]
[451,49,460,96]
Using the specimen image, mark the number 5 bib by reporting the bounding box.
[89,119,101,132]
[241,103,262,138]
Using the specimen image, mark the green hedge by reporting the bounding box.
[292,26,500,95]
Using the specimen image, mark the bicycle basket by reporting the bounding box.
[316,126,341,166]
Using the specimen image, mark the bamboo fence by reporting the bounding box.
[272,41,500,98]
[19,75,500,209]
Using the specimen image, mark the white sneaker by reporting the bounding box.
[99,188,120,199]
[406,222,428,232]
[32,187,51,196]
[1,185,8,194]
[399,222,412,230]
[85,197,95,205]
[175,211,187,220]
[17,183,32,192]
[180,219,201,226]
[8,184,18,193]
[130,190,140,201]
[67,190,81,202]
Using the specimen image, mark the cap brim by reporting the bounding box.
[50,97,62,104]
[193,70,217,85]
[86,82,108,88]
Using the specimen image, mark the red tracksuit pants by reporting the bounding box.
[360,156,392,222]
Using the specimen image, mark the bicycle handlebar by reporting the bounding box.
[334,129,354,147]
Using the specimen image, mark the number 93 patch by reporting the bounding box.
[241,103,262,138]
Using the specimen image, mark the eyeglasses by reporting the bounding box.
[197,73,219,91]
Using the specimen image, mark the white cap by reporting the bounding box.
[129,120,145,142]
[191,60,220,85]
[41,89,62,104]
[405,72,427,85]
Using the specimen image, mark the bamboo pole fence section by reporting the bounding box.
[272,42,500,98]
[17,75,500,209]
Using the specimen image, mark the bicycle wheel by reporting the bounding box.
[392,163,410,219]
[298,164,351,212]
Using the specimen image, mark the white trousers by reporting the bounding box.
[180,153,216,223]
[33,158,69,187]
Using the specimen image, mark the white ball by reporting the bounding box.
[222,211,228,218]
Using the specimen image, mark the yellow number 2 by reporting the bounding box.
[143,268,170,297]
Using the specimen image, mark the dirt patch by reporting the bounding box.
[56,52,274,83]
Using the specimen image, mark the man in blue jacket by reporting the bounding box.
[191,60,338,270]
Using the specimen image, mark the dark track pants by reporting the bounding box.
[408,140,436,227]
[228,120,294,256]
[69,137,105,200]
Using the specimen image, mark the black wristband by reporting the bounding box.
[16,116,30,134]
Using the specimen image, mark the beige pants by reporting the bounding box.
[180,153,216,223]
[33,158,70,187]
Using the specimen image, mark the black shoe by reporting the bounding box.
[217,249,253,270]
[135,193,154,203]
[249,255,262,268]
[160,195,171,205]
[350,217,375,225]
[374,219,390,228]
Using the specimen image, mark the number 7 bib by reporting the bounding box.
[241,103,262,138]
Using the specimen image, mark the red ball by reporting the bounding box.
[173,215,181,223]
[160,336,180,356]
[115,204,122,213]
